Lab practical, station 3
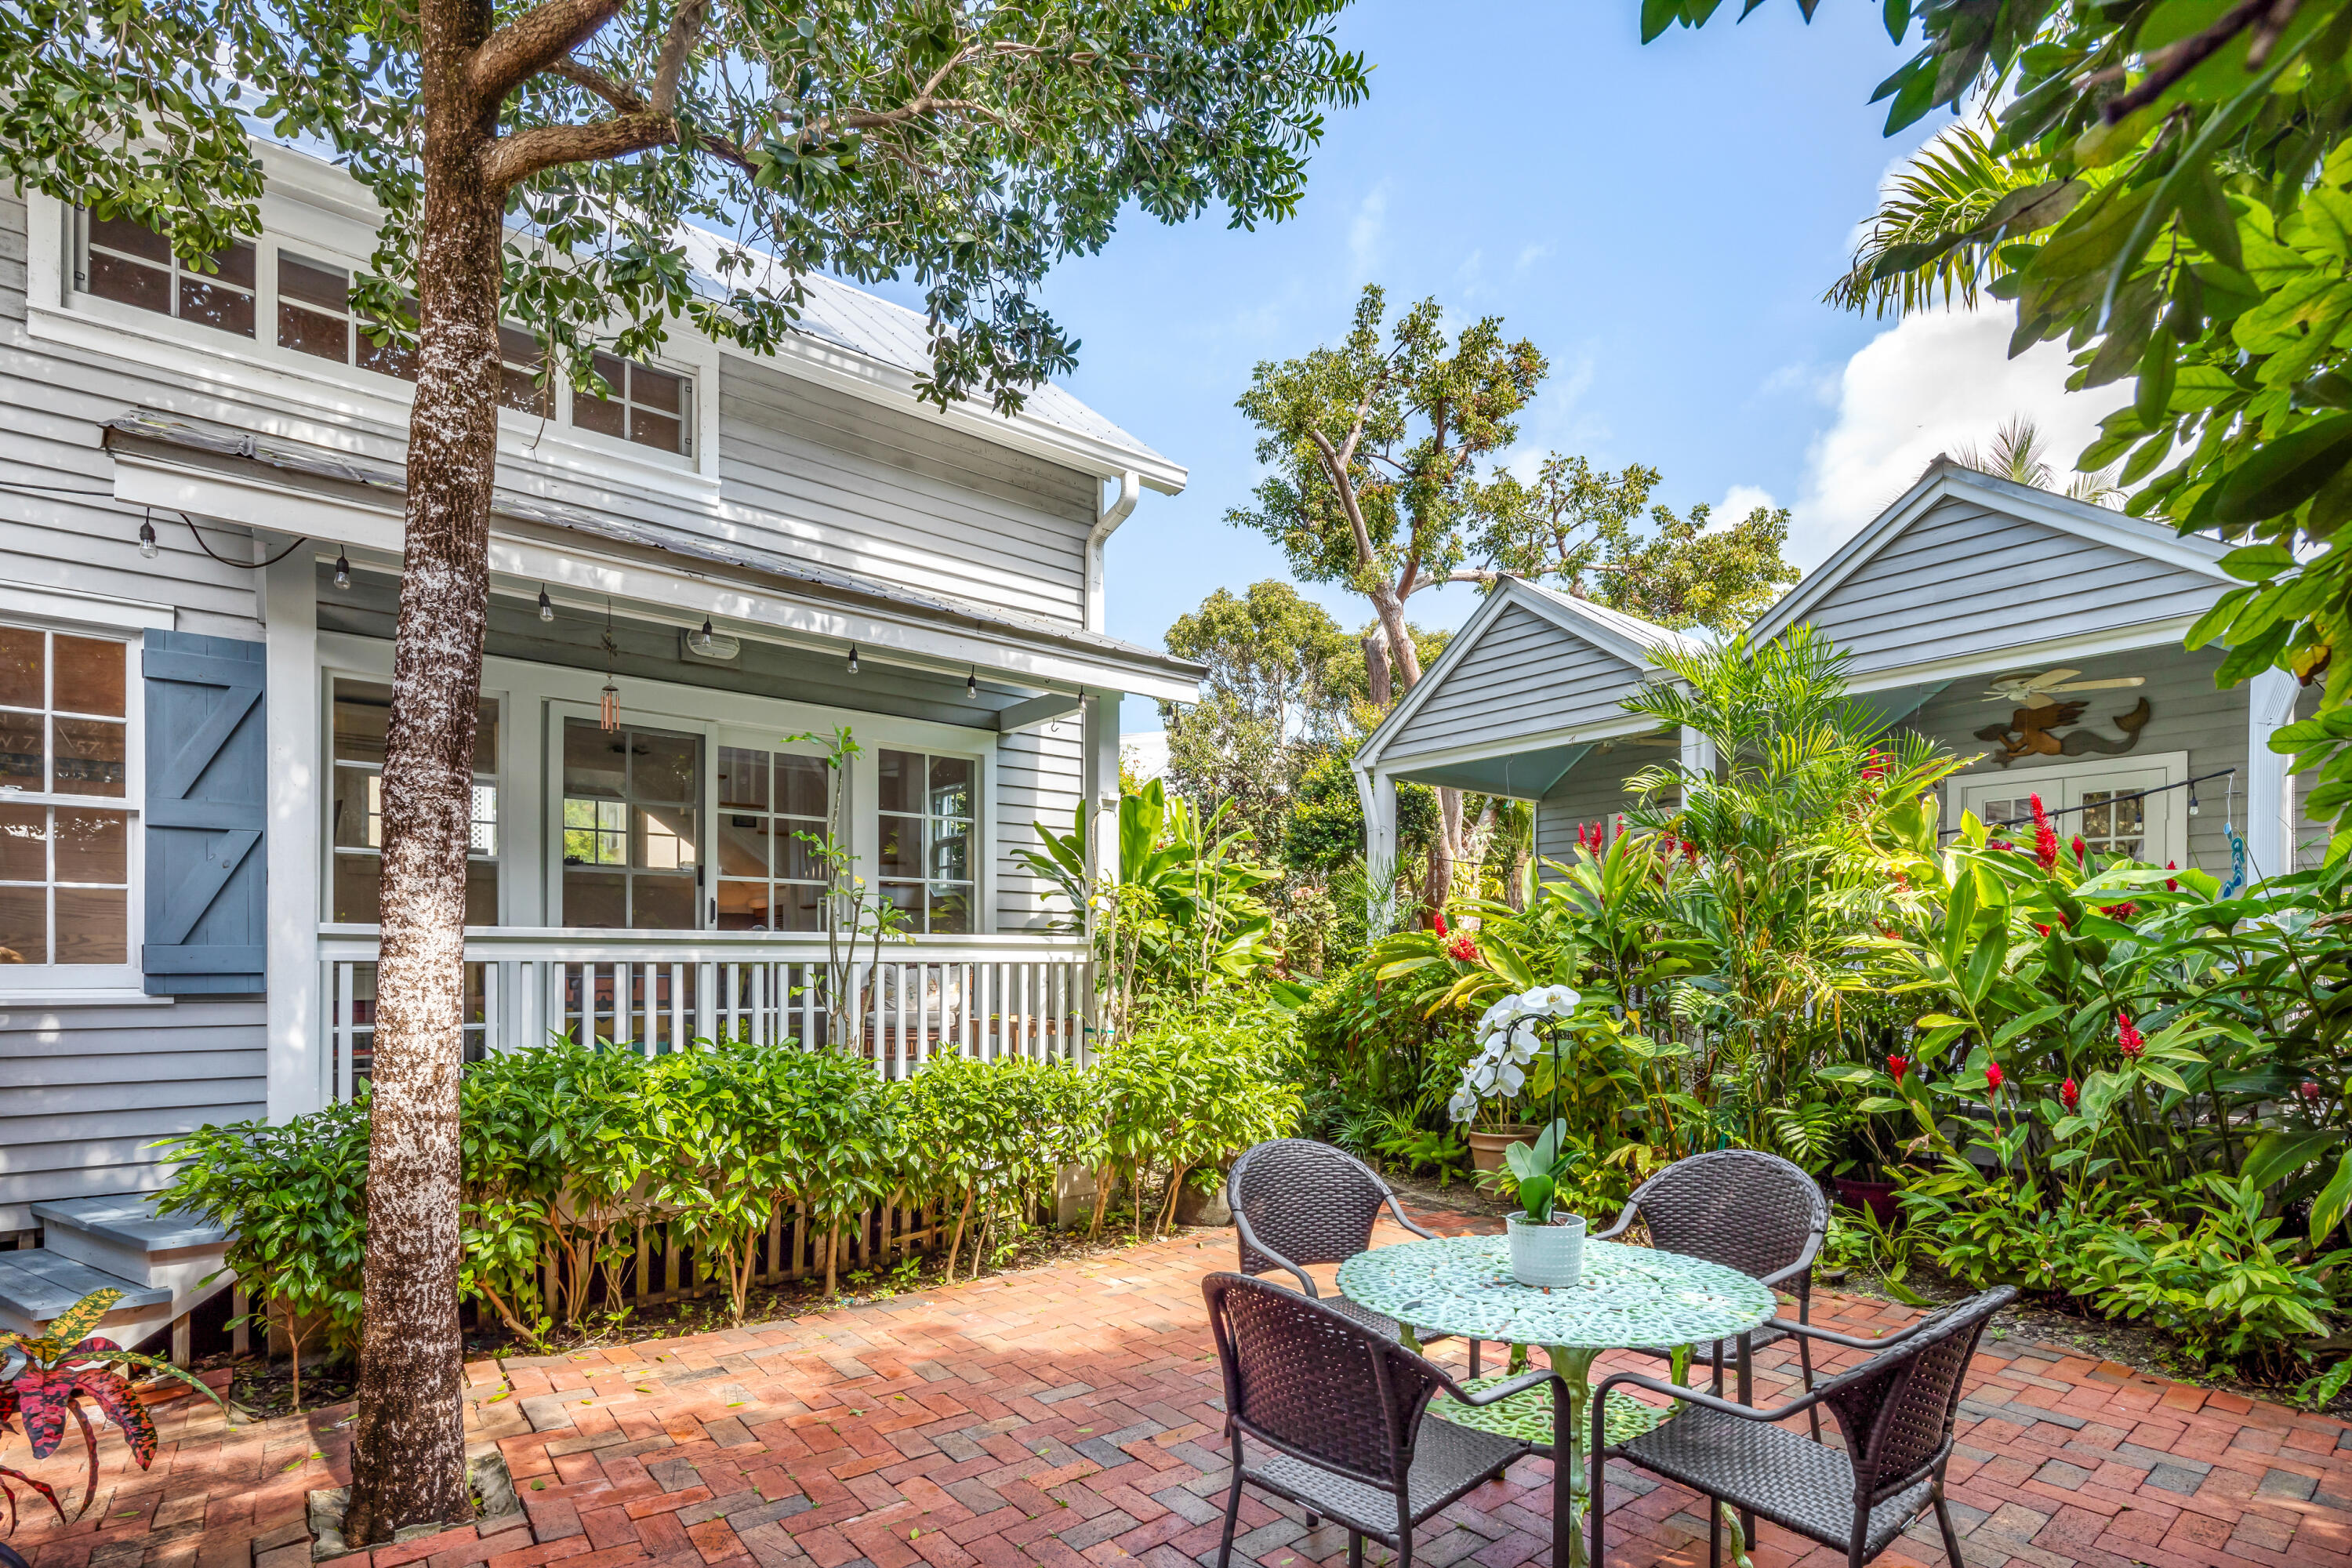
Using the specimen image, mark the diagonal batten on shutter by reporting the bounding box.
[143,633,267,994]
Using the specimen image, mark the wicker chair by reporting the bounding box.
[1592,1148,1828,1432]
[1227,1139,1480,1375]
[1203,1272,1554,1568]
[1589,1285,2017,1568]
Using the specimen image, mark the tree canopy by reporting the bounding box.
[4,0,1370,408]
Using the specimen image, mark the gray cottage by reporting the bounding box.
[1354,458,2321,894]
[0,141,1200,1345]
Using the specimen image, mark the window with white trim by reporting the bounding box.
[329,679,500,924]
[0,625,135,977]
[715,744,831,931]
[877,748,975,935]
[71,210,693,460]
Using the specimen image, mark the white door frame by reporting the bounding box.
[1947,750,2190,869]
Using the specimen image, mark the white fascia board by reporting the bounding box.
[1354,586,1519,769]
[1758,466,2232,648]
[111,448,1203,703]
[1372,712,1661,778]
[1839,612,2211,695]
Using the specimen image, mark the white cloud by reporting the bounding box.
[1715,485,1777,524]
[1757,359,1839,406]
[1348,183,1389,284]
[1514,243,1553,274]
[1789,306,2129,568]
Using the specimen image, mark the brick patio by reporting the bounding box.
[8,1203,2352,1568]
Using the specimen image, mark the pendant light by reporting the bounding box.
[333,551,351,590]
[847,643,860,675]
[692,615,717,653]
[967,666,978,699]
[137,510,158,560]
[538,586,554,622]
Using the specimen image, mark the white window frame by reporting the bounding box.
[22,189,721,492]
[712,727,840,935]
[0,619,144,995]
[323,672,506,927]
[1950,750,2191,870]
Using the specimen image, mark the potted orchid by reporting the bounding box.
[1450,985,1587,1286]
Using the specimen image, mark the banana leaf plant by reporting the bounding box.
[2,1288,229,1531]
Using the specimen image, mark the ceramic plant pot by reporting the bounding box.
[1468,1126,1541,1174]
[1506,1210,1586,1288]
[1834,1176,1901,1227]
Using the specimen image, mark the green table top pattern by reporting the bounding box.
[1336,1234,1778,1349]
[1428,1374,1673,1450]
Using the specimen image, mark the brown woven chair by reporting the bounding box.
[1203,1272,1554,1568]
[1227,1138,1481,1375]
[1592,1148,1828,1432]
[1589,1285,2017,1568]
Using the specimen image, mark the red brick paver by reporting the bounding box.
[6,1202,2350,1568]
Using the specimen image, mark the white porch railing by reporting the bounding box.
[317,926,1096,1100]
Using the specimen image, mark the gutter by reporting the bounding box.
[1086,470,1141,634]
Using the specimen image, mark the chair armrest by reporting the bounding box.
[1384,1191,1441,1242]
[1755,1314,1933,1351]
[1449,1367,1558,1408]
[1588,1369,1824,1439]
[1230,1206,1322,1298]
[1757,1257,1813,1290]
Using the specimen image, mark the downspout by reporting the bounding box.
[1087,470,1141,633]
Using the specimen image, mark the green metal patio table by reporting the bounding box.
[1336,1232,1776,1568]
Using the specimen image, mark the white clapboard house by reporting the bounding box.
[1356,458,2323,900]
[0,140,1202,1348]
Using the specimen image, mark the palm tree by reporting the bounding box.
[1954,416,2124,508]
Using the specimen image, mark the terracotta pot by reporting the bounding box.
[1467,1126,1541,1174]
[1834,1176,1901,1226]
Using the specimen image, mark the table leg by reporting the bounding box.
[1736,1332,1755,1549]
[1545,1345,1599,1568]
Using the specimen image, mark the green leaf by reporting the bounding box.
[2208,414,2352,525]
[2314,1152,2352,1243]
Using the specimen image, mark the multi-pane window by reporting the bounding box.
[330,681,499,924]
[77,211,256,339]
[561,719,699,928]
[715,746,830,931]
[0,628,132,968]
[274,252,549,415]
[573,351,690,455]
[2079,789,2147,860]
[877,749,974,935]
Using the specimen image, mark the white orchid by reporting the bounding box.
[1519,984,1583,1017]
[1494,1062,1526,1096]
[1501,1025,1541,1065]
[1469,1060,1500,1093]
[1447,1088,1479,1123]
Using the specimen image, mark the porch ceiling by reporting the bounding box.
[1385,739,1597,797]
[101,408,1205,702]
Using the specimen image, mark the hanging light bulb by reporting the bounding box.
[137,513,158,560]
[847,643,860,675]
[2188,789,2201,817]
[333,551,351,590]
[538,586,554,622]
[967,666,978,699]
[693,615,717,653]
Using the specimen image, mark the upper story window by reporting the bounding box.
[877,749,975,935]
[575,352,691,456]
[331,679,499,924]
[0,626,133,972]
[71,210,695,464]
[78,211,256,339]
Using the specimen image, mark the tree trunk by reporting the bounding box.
[1424,785,1462,916]
[341,24,503,1538]
[1362,632,1390,710]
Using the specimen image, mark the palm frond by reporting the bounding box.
[1825,125,2053,318]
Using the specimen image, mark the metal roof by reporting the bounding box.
[101,408,1205,683]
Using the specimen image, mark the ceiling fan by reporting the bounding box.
[1983,668,2146,706]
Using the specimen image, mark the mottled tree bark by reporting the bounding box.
[340,0,504,1540]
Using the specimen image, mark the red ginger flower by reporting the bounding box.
[2165,859,2179,893]
[2100,902,2138,921]
[1446,934,1477,963]
[2302,1080,2325,1101]
[1988,838,2016,852]
[2034,922,2052,938]
[2071,833,2087,864]
[1986,1062,2005,1095]
[1888,1054,1909,1085]
[1432,910,1449,937]
[2061,1077,2079,1112]
[2035,822,2060,870]
[2030,793,2050,828]
[2117,1013,2144,1058]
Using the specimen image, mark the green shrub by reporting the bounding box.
[1091,994,1301,1236]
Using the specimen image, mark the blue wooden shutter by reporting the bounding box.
[143,632,267,994]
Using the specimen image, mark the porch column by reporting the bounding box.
[1079,691,1120,1063]
[1678,727,1717,787]
[1355,763,1397,927]
[2247,666,2300,883]
[262,547,322,1120]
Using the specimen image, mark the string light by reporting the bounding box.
[333,551,351,590]
[538,586,554,622]
[967,667,978,699]
[847,643,859,675]
[138,511,158,560]
[693,615,717,653]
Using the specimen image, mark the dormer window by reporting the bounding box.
[572,352,690,455]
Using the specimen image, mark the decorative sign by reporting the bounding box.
[1974,696,2152,768]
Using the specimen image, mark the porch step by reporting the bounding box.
[0,1248,170,1338]
[32,1194,230,1288]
